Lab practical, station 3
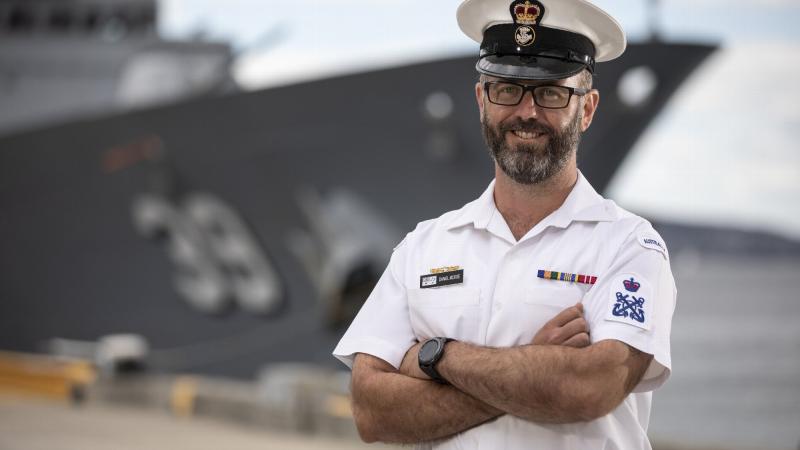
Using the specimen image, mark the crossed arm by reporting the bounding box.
[350,303,653,444]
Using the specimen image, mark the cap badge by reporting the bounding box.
[512,0,541,25]
[515,26,534,46]
[510,0,544,47]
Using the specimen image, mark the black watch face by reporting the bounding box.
[419,339,440,363]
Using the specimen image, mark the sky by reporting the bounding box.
[160,0,800,240]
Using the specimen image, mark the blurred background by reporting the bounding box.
[0,0,798,449]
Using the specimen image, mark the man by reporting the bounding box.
[333,0,676,448]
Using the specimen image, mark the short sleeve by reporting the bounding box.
[332,236,417,370]
[584,225,677,392]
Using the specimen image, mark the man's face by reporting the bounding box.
[477,73,597,186]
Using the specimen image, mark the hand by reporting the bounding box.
[399,341,431,380]
[532,303,590,348]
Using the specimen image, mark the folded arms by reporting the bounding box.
[350,303,652,443]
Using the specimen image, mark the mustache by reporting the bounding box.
[498,119,554,136]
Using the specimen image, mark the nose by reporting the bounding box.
[513,90,538,119]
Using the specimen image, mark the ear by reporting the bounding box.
[475,81,485,121]
[581,89,599,131]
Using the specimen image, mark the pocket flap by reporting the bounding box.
[524,285,583,307]
[408,287,481,308]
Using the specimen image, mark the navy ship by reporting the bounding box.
[0,0,734,380]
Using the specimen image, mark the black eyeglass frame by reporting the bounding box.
[483,81,590,109]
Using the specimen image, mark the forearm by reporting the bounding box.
[438,340,637,423]
[351,355,502,443]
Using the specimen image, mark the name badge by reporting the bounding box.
[420,269,464,289]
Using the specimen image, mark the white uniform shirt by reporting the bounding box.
[333,173,677,450]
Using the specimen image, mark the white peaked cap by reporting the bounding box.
[457,0,626,79]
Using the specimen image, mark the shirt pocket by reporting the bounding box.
[523,285,584,308]
[407,287,481,342]
[489,286,584,345]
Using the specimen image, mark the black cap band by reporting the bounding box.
[480,24,597,74]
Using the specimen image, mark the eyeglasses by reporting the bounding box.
[483,81,589,109]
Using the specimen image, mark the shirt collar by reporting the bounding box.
[445,171,617,232]
[445,179,498,231]
[545,170,618,227]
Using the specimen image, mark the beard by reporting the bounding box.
[481,108,583,185]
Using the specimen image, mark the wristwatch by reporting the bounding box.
[418,337,454,384]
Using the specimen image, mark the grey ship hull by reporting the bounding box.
[0,42,717,378]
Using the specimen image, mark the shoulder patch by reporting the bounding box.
[638,233,668,259]
[605,273,653,330]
